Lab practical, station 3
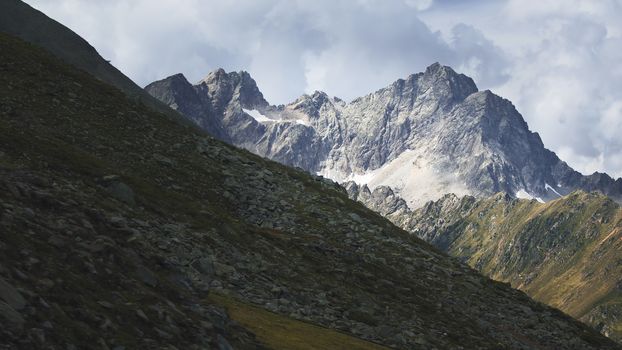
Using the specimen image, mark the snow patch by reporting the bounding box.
[320,149,471,208]
[351,172,376,184]
[244,108,310,126]
[293,119,310,126]
[545,183,562,197]
[243,109,271,123]
[516,189,544,203]
[515,189,532,200]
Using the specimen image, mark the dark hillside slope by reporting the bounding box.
[0,0,183,121]
[0,33,618,349]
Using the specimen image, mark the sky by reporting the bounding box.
[25,0,622,178]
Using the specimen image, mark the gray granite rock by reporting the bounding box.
[148,63,622,208]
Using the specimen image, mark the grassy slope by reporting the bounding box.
[0,32,619,349]
[209,293,390,350]
[420,192,622,341]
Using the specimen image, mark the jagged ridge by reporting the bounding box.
[147,64,622,208]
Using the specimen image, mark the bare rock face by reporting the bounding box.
[344,181,410,219]
[147,63,622,208]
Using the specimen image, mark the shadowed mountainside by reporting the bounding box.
[0,0,187,123]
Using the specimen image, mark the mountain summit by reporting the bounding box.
[147,64,622,208]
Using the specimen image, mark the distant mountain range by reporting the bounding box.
[147,65,622,208]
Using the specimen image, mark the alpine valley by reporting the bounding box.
[1,0,622,349]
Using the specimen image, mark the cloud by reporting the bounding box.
[449,24,510,87]
[297,1,457,99]
[491,1,622,177]
[23,0,622,178]
[404,0,435,11]
[24,0,507,103]
[423,0,622,178]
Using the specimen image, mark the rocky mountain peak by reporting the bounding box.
[198,67,227,84]
[288,90,339,118]
[423,61,446,77]
[165,72,190,84]
[423,62,461,79]
[144,73,195,107]
[389,72,421,89]
[197,69,268,110]
[301,90,330,105]
[198,69,254,90]
[149,62,622,207]
[418,62,479,103]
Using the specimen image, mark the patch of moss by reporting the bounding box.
[208,293,389,350]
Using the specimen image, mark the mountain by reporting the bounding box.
[1,27,619,349]
[345,179,622,342]
[372,189,622,343]
[147,65,622,208]
[0,0,185,123]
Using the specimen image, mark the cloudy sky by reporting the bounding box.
[26,0,622,178]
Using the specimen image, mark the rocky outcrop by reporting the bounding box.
[148,64,622,208]
[344,181,411,220]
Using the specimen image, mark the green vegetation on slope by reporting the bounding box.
[209,293,390,350]
[409,191,622,342]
